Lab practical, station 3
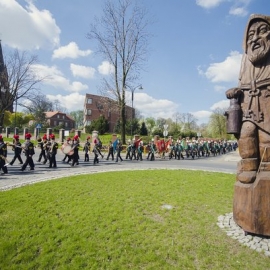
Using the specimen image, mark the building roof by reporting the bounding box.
[45,111,75,121]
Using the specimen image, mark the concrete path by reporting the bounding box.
[0,149,240,191]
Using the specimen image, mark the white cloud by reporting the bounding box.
[191,110,213,124]
[98,61,114,75]
[0,0,60,50]
[203,51,242,83]
[229,7,248,17]
[229,0,251,17]
[210,99,230,110]
[191,100,230,124]
[197,0,251,17]
[70,64,96,79]
[32,64,89,92]
[47,93,85,112]
[52,42,92,59]
[214,85,227,92]
[196,0,226,9]
[192,110,212,119]
[127,92,179,119]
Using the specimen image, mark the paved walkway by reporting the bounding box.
[0,149,241,191]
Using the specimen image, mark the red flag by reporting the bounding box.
[156,139,166,152]
[134,138,142,148]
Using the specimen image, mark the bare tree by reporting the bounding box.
[0,49,43,127]
[208,108,227,138]
[70,110,84,129]
[179,113,198,133]
[23,94,53,125]
[87,0,151,143]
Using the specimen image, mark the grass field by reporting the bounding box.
[0,170,268,269]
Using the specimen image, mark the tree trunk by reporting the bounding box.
[121,104,126,144]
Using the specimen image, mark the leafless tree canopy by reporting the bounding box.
[87,0,151,143]
[0,49,43,126]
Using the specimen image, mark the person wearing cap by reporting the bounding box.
[71,135,80,166]
[37,134,48,164]
[94,137,104,159]
[0,134,8,174]
[9,134,23,165]
[48,134,58,168]
[21,133,35,171]
[62,137,72,163]
[83,136,91,162]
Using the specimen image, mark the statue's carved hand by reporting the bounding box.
[226,87,241,99]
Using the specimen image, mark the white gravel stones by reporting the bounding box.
[217,212,270,257]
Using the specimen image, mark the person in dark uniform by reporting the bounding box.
[147,140,156,161]
[48,133,58,168]
[71,135,80,166]
[136,141,144,161]
[92,144,99,164]
[0,134,8,174]
[37,134,48,164]
[21,133,35,171]
[106,141,114,161]
[9,134,23,165]
[83,136,91,162]
[62,137,72,163]
[115,140,123,162]
[126,141,132,160]
[130,140,137,160]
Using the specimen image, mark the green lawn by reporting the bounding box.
[0,170,268,269]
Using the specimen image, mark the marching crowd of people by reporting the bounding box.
[0,133,238,175]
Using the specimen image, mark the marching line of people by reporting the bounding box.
[0,133,238,175]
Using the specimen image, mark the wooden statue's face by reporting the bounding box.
[247,20,270,65]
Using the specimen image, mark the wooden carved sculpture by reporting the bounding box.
[225,14,270,236]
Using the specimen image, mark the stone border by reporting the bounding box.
[217,213,270,257]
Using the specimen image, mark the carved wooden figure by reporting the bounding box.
[225,14,270,236]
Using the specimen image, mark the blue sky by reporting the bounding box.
[0,0,268,124]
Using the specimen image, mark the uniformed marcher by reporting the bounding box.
[148,140,156,161]
[115,140,123,162]
[71,135,80,166]
[62,137,72,163]
[48,133,58,168]
[126,141,132,160]
[83,136,91,162]
[93,144,99,164]
[9,134,23,165]
[37,134,48,164]
[0,134,8,174]
[106,141,114,161]
[21,133,35,171]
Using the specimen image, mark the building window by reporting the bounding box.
[57,115,60,119]
[63,115,65,119]
[87,109,92,115]
[87,98,92,104]
[65,122,68,127]
[86,120,91,126]
[54,120,57,126]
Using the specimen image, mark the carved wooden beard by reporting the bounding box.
[247,30,270,65]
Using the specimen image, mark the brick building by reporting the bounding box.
[84,93,134,133]
[45,111,75,130]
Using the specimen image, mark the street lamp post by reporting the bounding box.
[130,85,143,138]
